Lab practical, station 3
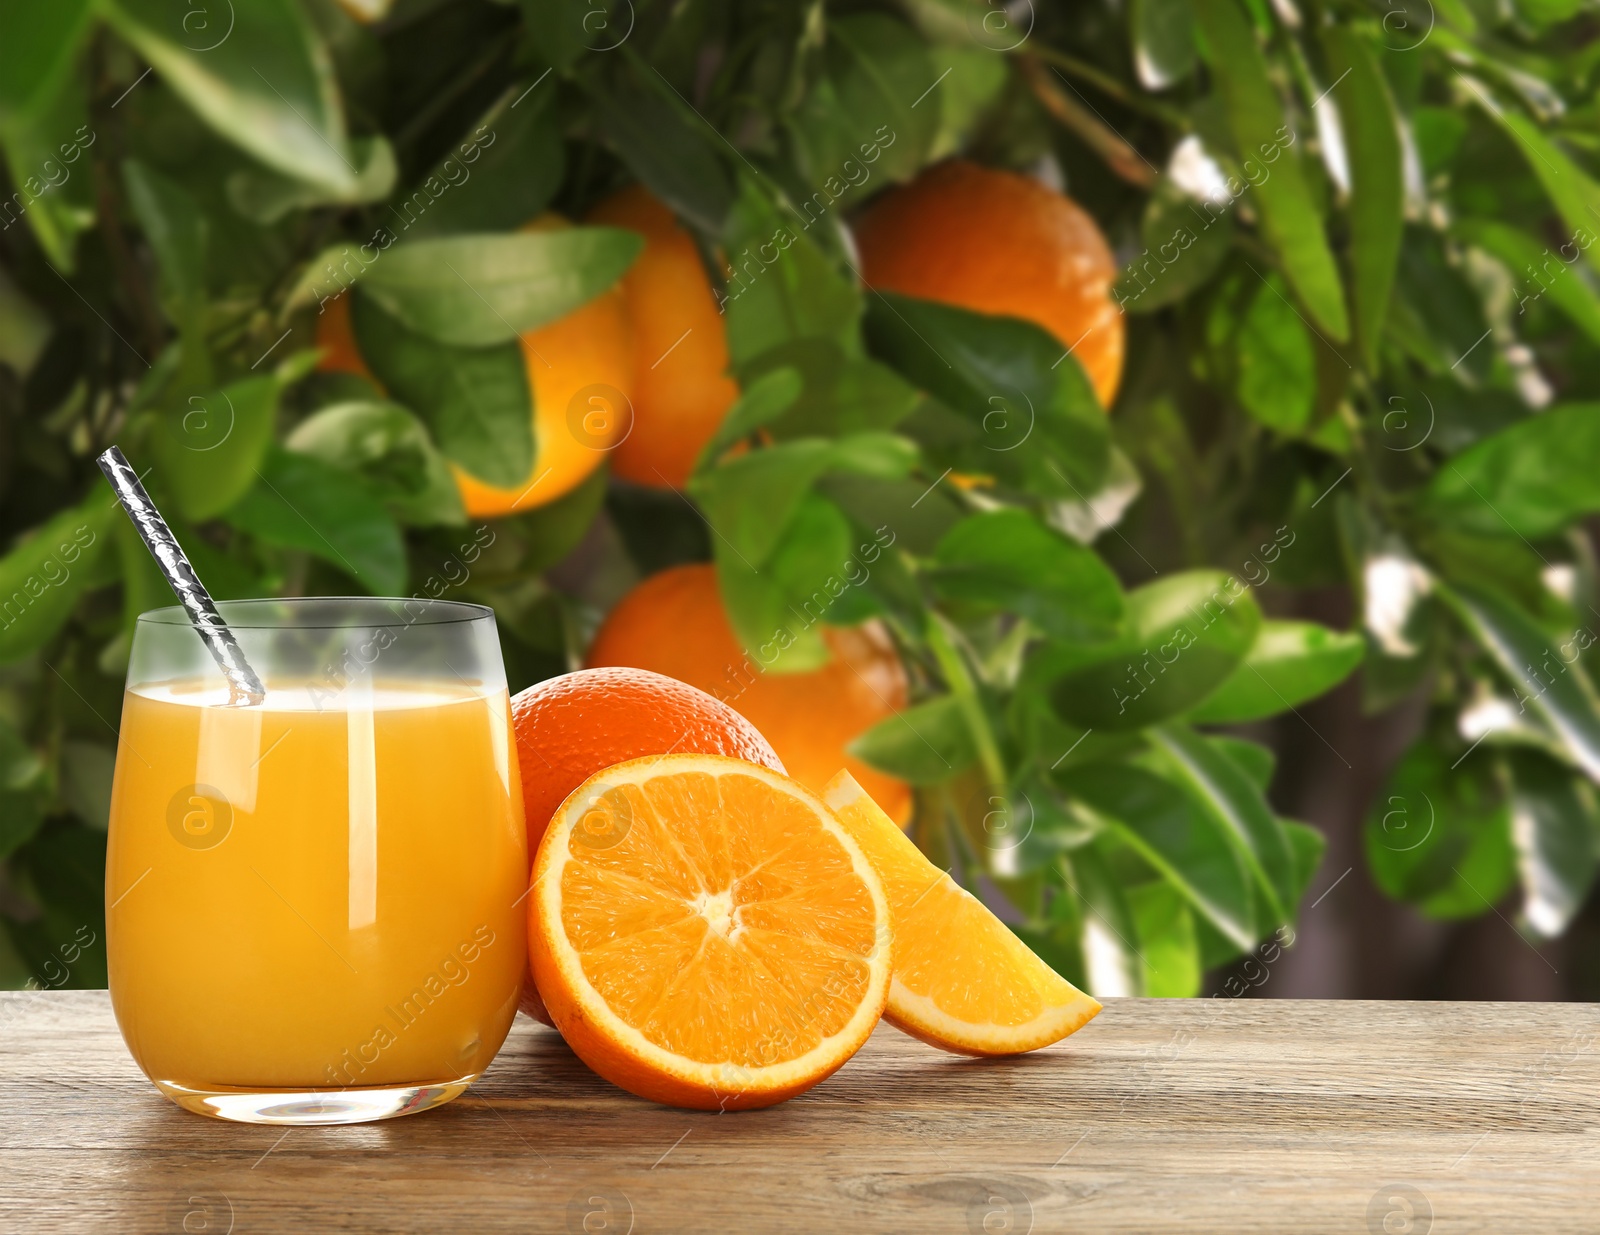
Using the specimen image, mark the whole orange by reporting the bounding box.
[585,564,913,826]
[854,160,1124,409]
[586,185,738,489]
[511,665,784,1025]
[313,216,634,517]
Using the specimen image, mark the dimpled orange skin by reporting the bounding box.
[585,564,914,827]
[511,666,785,850]
[586,185,739,489]
[854,160,1125,409]
[313,216,635,518]
[511,666,785,1025]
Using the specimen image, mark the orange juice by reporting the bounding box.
[106,680,527,1102]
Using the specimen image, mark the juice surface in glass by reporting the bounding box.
[105,599,527,1124]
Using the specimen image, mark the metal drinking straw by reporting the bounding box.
[96,446,266,706]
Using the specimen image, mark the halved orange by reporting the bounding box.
[824,770,1101,1056]
[530,754,891,1110]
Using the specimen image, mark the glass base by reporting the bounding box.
[153,1075,480,1124]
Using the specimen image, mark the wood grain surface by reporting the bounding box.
[2,991,1596,1233]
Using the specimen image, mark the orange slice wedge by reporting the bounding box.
[530,754,891,1109]
[824,770,1101,1056]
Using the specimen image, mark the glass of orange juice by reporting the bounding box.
[106,598,527,1125]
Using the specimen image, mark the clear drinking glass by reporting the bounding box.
[106,598,527,1125]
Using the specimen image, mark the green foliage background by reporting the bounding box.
[2,0,1599,997]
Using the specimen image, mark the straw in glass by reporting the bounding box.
[96,446,265,707]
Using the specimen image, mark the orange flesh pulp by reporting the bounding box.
[824,770,1100,1055]
[532,755,890,1107]
[561,771,879,1062]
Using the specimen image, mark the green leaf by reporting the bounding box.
[713,492,853,673]
[223,446,406,594]
[400,83,564,238]
[1066,763,1257,951]
[1211,736,1275,793]
[1422,527,1557,629]
[1364,739,1515,919]
[745,342,925,441]
[517,0,630,72]
[927,45,1008,161]
[0,492,115,665]
[1410,378,1526,455]
[1475,91,1600,282]
[102,0,359,193]
[1188,620,1363,724]
[59,739,114,831]
[1062,839,1145,997]
[589,56,733,236]
[1192,0,1349,340]
[0,0,93,121]
[1117,176,1233,311]
[0,714,46,860]
[9,821,108,989]
[0,69,96,271]
[722,179,862,364]
[1516,0,1586,27]
[1323,28,1403,370]
[1127,881,1202,996]
[356,229,642,347]
[1508,749,1600,937]
[1459,219,1600,347]
[1441,582,1600,785]
[848,695,977,785]
[789,13,937,199]
[1390,226,1494,379]
[1192,908,1248,971]
[693,440,838,567]
[494,467,608,576]
[0,268,50,376]
[1044,569,1263,731]
[1130,0,1197,89]
[826,433,920,478]
[1235,274,1314,433]
[929,510,1125,643]
[691,434,915,568]
[821,473,962,558]
[225,134,396,225]
[865,292,1111,496]
[122,159,206,341]
[1422,403,1600,539]
[1413,106,1467,175]
[1283,820,1327,911]
[150,374,280,521]
[350,290,533,489]
[697,367,804,468]
[285,400,465,527]
[1147,724,1298,926]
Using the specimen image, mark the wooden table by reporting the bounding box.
[2,992,1596,1233]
